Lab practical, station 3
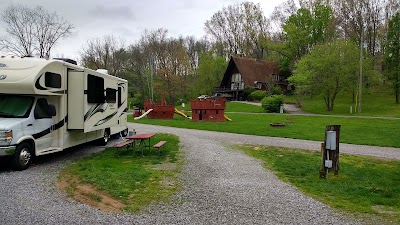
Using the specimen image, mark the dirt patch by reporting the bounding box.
[56,174,125,213]
[153,163,177,171]
[372,205,399,215]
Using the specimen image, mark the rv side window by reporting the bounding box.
[45,72,61,88]
[118,87,122,107]
[34,98,51,119]
[87,75,105,103]
[105,88,117,103]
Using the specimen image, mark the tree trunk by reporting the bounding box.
[396,81,399,104]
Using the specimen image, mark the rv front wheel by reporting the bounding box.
[12,142,33,171]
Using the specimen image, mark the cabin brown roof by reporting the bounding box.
[220,56,280,87]
[234,56,279,84]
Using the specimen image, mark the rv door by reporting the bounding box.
[32,98,55,151]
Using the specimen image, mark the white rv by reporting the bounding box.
[0,57,128,170]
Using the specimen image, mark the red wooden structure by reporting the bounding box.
[190,97,226,122]
[144,96,174,120]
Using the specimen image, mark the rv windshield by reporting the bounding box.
[0,95,34,118]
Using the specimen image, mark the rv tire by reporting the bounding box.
[99,129,110,146]
[121,128,128,137]
[12,142,33,171]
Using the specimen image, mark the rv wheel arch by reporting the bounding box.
[12,141,34,171]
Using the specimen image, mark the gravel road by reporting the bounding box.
[1,123,397,224]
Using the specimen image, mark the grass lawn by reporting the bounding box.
[225,102,264,113]
[290,93,400,118]
[130,113,400,148]
[238,145,400,224]
[58,133,181,212]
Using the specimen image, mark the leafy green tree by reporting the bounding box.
[384,12,400,103]
[282,5,335,67]
[191,53,227,98]
[289,40,375,111]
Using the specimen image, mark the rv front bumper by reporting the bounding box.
[0,145,16,156]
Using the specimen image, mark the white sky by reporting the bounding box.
[2,0,286,60]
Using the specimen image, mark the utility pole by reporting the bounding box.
[358,29,363,113]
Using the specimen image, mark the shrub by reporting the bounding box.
[243,86,256,100]
[250,90,267,101]
[261,95,284,113]
[131,93,143,109]
[271,85,283,95]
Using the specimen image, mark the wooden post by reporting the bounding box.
[321,125,341,178]
[319,143,327,178]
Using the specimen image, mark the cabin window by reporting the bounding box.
[45,72,61,88]
[231,73,241,83]
[273,74,280,81]
[34,98,51,119]
[231,73,244,90]
[87,75,105,103]
[256,82,262,89]
[105,88,117,103]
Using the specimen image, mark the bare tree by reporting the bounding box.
[80,35,126,77]
[204,2,269,58]
[0,4,74,58]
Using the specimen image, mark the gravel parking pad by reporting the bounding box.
[2,123,392,224]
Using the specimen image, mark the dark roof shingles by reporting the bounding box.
[232,56,279,85]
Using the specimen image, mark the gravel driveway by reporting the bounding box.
[2,123,397,224]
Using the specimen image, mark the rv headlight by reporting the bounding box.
[0,130,12,145]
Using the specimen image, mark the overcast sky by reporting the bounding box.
[2,0,286,60]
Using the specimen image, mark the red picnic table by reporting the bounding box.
[126,133,155,156]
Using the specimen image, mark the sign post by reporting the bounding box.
[320,125,341,178]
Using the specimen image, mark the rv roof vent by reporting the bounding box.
[53,58,77,65]
[96,69,108,74]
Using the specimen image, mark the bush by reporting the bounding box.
[261,95,284,113]
[131,93,143,109]
[243,86,256,100]
[271,85,283,95]
[250,90,267,101]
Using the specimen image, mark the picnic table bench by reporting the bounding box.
[153,141,167,156]
[113,134,167,157]
[113,140,134,157]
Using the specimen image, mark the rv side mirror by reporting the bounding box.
[48,104,56,117]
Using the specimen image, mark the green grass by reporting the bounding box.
[60,133,181,212]
[130,113,400,148]
[238,145,400,224]
[298,94,400,118]
[225,102,264,113]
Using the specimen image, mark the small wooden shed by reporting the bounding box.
[190,97,226,122]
